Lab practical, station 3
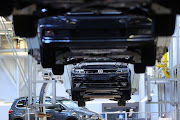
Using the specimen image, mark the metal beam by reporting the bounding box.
[169,37,175,104]
[147,75,151,101]
[33,80,54,83]
[32,58,37,120]
[0,59,16,88]
[147,101,179,104]
[39,83,49,120]
[150,81,174,84]
[52,80,56,105]
[176,15,180,120]
[0,48,27,53]
[28,54,33,105]
[16,63,19,98]
[20,59,28,90]
[0,35,1,48]
[150,78,177,81]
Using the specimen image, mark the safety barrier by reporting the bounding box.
[101,111,175,120]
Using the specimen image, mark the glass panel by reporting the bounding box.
[16,100,27,108]
[61,101,80,109]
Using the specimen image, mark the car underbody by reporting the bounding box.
[39,12,156,74]
[71,62,131,106]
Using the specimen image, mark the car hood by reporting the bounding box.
[70,107,99,116]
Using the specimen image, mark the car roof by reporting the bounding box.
[15,96,69,101]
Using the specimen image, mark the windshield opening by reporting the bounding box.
[61,101,80,109]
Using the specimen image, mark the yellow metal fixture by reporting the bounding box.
[156,52,170,78]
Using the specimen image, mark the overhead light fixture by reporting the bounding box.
[41,8,47,13]
[129,35,134,38]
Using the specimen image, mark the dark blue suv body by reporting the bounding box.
[39,12,155,74]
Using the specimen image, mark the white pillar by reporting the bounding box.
[28,55,32,104]
[139,73,145,118]
[63,65,73,90]
[33,58,37,120]
[27,54,32,120]
[16,62,19,97]
[0,35,1,48]
[176,15,180,120]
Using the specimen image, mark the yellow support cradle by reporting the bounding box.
[156,53,170,78]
